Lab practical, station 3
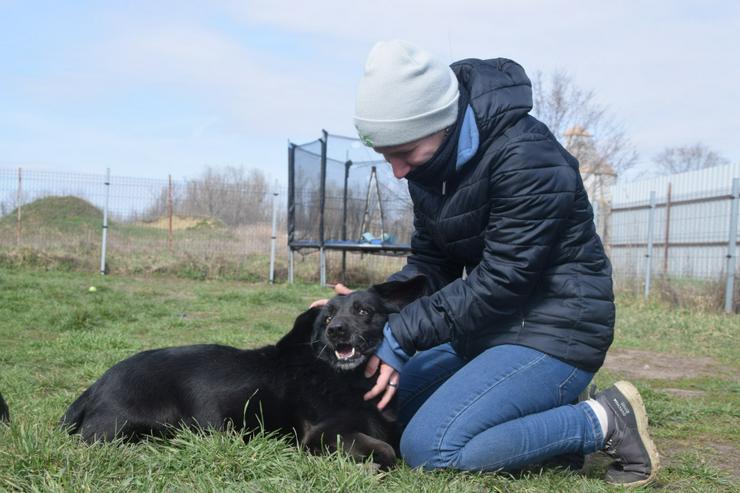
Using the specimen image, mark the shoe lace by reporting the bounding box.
[603,437,622,463]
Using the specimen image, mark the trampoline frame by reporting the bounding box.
[288,130,412,285]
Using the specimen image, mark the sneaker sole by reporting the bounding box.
[611,380,661,487]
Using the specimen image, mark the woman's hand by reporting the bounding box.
[363,355,400,410]
[309,283,353,308]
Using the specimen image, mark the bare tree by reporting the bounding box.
[653,143,729,175]
[531,70,638,180]
[141,166,271,226]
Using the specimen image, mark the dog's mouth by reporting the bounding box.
[328,342,373,370]
[333,343,358,361]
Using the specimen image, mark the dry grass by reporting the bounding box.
[139,215,226,231]
[615,275,736,313]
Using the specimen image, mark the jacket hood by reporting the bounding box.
[451,58,533,144]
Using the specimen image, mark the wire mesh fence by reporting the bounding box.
[0,167,288,280]
[1,162,739,311]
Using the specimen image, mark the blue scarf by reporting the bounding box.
[456,104,479,169]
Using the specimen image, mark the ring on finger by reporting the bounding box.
[388,381,398,388]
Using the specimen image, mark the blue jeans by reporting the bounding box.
[397,343,605,471]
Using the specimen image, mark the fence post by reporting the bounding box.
[663,183,672,275]
[269,191,279,284]
[725,178,740,313]
[15,167,22,246]
[100,168,111,275]
[167,175,173,253]
[644,190,656,299]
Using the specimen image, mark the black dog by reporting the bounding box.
[60,276,426,468]
[0,392,8,423]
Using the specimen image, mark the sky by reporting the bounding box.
[1,0,738,185]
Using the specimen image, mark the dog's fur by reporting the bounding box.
[0,392,8,423]
[60,276,426,468]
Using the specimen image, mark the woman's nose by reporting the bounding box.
[386,158,410,179]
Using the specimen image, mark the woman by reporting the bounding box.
[318,40,658,487]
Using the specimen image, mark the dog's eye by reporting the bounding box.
[324,315,333,324]
[357,307,369,316]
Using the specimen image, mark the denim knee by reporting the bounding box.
[399,425,430,468]
[400,417,448,469]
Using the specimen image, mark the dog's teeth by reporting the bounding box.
[334,347,356,360]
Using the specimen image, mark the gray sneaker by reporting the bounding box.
[595,381,660,486]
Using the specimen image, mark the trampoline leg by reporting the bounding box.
[289,249,294,284]
[320,247,326,287]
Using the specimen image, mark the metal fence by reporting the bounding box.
[0,167,286,280]
[1,164,739,311]
[0,167,407,284]
[605,163,740,313]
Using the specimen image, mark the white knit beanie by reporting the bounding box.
[354,40,459,148]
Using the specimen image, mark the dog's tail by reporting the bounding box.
[59,387,92,433]
[0,392,9,423]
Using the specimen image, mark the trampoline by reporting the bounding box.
[288,130,414,285]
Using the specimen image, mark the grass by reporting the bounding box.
[0,266,738,492]
[611,294,739,364]
[0,196,103,233]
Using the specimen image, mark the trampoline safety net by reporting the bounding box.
[289,131,413,254]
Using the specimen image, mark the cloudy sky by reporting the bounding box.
[1,0,738,184]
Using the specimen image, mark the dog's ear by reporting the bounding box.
[276,307,322,349]
[367,275,429,313]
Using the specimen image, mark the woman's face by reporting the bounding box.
[374,129,447,179]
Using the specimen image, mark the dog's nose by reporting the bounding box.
[326,323,345,339]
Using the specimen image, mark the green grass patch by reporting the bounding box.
[613,294,739,364]
[0,266,737,492]
[0,196,103,233]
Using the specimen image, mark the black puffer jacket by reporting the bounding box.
[387,58,614,372]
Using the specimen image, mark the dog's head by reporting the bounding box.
[312,275,428,371]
